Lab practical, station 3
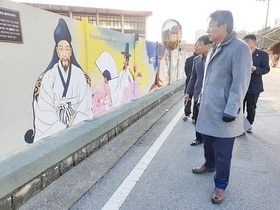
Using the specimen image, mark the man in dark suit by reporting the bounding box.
[183,44,198,122]
[184,35,212,145]
[243,34,270,133]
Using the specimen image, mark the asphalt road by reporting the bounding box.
[20,70,280,210]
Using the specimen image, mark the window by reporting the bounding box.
[72,14,97,25]
[124,17,145,30]
[99,15,121,29]
[72,15,82,21]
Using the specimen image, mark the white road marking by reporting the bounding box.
[101,107,184,210]
[259,97,277,101]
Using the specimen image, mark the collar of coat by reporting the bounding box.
[212,31,237,49]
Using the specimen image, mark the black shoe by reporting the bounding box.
[183,116,188,121]
[246,128,252,133]
[190,139,203,146]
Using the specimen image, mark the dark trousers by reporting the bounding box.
[193,100,203,141]
[243,93,260,125]
[202,134,235,189]
[193,100,199,122]
[184,99,192,117]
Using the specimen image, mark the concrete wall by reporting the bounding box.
[0,0,186,158]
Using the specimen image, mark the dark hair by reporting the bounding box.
[102,70,112,81]
[243,34,256,41]
[197,35,212,45]
[209,10,233,34]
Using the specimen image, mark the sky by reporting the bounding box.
[12,0,280,43]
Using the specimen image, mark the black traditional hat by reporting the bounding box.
[45,18,82,71]
[121,43,131,58]
[54,18,71,44]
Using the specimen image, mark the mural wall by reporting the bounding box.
[0,0,186,157]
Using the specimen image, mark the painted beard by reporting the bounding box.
[60,58,69,71]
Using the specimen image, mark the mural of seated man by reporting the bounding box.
[24,18,93,143]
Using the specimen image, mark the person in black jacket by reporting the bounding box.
[183,43,198,122]
[184,35,212,145]
[243,34,270,133]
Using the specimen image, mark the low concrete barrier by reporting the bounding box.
[0,80,184,210]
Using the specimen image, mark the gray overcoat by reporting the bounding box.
[196,32,251,138]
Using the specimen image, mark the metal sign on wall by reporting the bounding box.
[0,7,23,43]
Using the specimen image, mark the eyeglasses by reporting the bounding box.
[208,24,219,31]
[196,43,206,47]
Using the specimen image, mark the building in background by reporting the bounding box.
[25,3,152,40]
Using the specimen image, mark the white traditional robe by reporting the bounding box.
[112,67,133,107]
[33,62,93,142]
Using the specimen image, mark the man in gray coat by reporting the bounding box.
[192,10,251,204]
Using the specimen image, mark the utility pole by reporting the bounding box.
[256,0,271,48]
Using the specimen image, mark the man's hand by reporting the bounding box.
[184,94,190,102]
[251,66,256,72]
[222,113,236,122]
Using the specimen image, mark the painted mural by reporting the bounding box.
[23,17,184,144]
[93,43,138,110]
[23,18,158,144]
[84,21,139,116]
[145,41,169,91]
[0,1,187,157]
[24,18,93,143]
[3,15,185,145]
[170,49,184,83]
